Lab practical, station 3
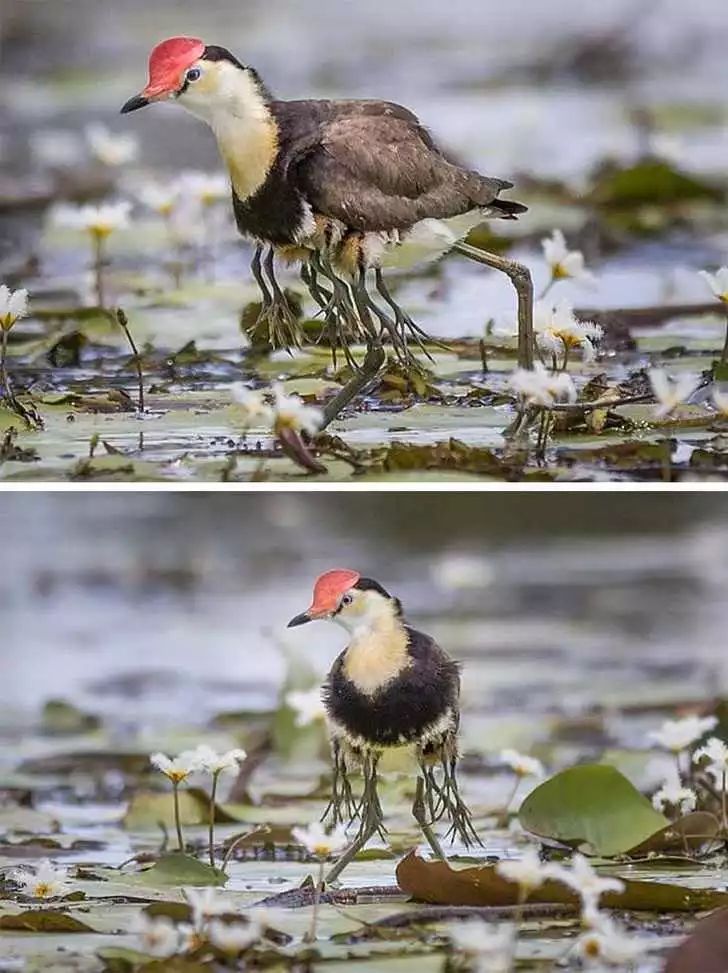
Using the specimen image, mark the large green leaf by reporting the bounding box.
[519,764,668,856]
[0,909,95,932]
[132,853,227,888]
[123,788,238,830]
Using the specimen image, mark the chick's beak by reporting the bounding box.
[287,611,312,628]
[120,93,149,114]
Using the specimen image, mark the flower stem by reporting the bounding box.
[305,859,325,943]
[114,308,144,414]
[538,277,555,301]
[208,771,219,868]
[92,232,106,308]
[0,328,13,407]
[722,307,728,366]
[172,781,184,852]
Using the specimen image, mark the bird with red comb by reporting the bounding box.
[121,37,531,428]
[288,570,480,882]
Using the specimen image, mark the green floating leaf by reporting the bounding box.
[124,788,238,830]
[396,852,728,912]
[0,909,95,932]
[519,764,668,856]
[134,853,227,888]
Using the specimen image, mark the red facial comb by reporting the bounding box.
[144,36,206,98]
[309,569,361,615]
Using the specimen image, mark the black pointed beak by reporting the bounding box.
[120,93,149,114]
[287,612,312,628]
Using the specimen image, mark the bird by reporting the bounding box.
[121,37,534,425]
[287,568,479,882]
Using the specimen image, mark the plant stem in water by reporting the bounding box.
[172,782,184,852]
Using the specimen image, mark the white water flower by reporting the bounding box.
[150,751,199,783]
[534,301,603,362]
[652,776,697,815]
[508,362,577,408]
[272,385,323,436]
[183,886,235,927]
[546,854,624,910]
[448,919,516,973]
[496,846,549,893]
[699,267,728,304]
[291,821,349,857]
[133,914,180,957]
[178,923,207,953]
[52,201,132,238]
[11,859,70,899]
[86,123,139,167]
[176,171,229,206]
[136,182,180,217]
[647,715,718,754]
[208,917,262,954]
[0,285,29,332]
[499,750,545,778]
[575,913,649,967]
[183,745,247,776]
[285,687,326,726]
[694,736,728,784]
[648,369,700,419]
[230,385,274,427]
[542,229,596,285]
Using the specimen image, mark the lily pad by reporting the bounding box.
[132,853,227,888]
[519,764,668,856]
[396,852,728,912]
[123,788,238,830]
[0,909,95,932]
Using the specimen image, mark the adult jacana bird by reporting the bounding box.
[121,37,533,426]
[287,569,479,882]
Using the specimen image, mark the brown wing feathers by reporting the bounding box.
[276,100,524,233]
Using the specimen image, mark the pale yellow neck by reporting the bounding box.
[212,110,278,202]
[343,615,410,696]
[182,61,279,202]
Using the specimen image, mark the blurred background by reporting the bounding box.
[2,0,728,339]
[2,492,728,761]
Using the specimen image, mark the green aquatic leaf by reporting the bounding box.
[0,909,95,932]
[133,853,227,887]
[123,788,238,830]
[519,764,668,856]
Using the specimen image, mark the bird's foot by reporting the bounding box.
[254,293,304,351]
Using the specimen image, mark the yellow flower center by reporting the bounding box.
[34,882,52,898]
[583,936,601,957]
[313,843,331,857]
[552,263,570,280]
[166,770,190,783]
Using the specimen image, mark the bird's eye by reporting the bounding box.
[185,67,201,82]
[341,594,353,607]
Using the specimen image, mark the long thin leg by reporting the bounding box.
[321,741,360,828]
[374,268,438,362]
[250,244,272,308]
[319,340,385,431]
[325,752,384,884]
[452,241,534,369]
[412,776,446,860]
